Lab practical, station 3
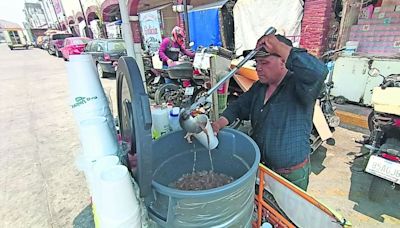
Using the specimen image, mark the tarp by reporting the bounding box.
[233,0,304,55]
[188,1,227,50]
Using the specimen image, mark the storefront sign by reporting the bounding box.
[139,10,162,53]
[52,0,64,20]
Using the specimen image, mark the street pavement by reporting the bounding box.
[0,44,398,228]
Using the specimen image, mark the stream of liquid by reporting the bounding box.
[170,119,234,191]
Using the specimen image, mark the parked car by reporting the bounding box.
[48,33,73,57]
[42,36,49,50]
[3,29,29,50]
[60,37,91,61]
[83,39,126,78]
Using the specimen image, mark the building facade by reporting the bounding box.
[23,2,48,29]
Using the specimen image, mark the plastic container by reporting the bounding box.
[79,117,118,161]
[151,105,171,139]
[99,165,141,224]
[116,57,261,228]
[150,129,260,227]
[217,82,228,113]
[193,114,219,150]
[168,107,182,131]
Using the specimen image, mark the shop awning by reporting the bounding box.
[189,0,228,12]
[139,3,172,14]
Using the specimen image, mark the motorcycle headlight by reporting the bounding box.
[328,115,340,127]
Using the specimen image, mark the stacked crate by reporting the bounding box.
[349,0,400,56]
[300,0,333,56]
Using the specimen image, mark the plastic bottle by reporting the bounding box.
[151,104,171,139]
[169,107,182,131]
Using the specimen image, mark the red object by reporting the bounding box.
[104,53,111,61]
[394,118,400,127]
[182,80,191,88]
[60,37,91,60]
[300,0,332,56]
[381,153,400,163]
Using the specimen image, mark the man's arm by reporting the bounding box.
[256,35,328,104]
[212,82,259,133]
[286,48,328,103]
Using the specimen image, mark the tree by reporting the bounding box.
[94,0,107,38]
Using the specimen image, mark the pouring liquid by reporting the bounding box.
[171,117,234,191]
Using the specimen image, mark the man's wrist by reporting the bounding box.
[276,44,292,62]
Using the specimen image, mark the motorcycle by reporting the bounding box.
[154,61,209,108]
[363,68,400,202]
[142,47,166,99]
[309,48,344,152]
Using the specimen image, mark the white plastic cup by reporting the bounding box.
[91,156,120,207]
[66,54,107,103]
[75,153,96,195]
[72,100,116,137]
[67,54,116,137]
[193,115,219,150]
[99,165,141,222]
[79,117,118,161]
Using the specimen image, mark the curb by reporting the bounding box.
[335,110,369,130]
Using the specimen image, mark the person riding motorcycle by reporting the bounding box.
[158,26,195,68]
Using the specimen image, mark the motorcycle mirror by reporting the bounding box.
[368,68,381,77]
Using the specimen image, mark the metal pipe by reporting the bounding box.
[190,27,276,110]
[118,0,135,57]
[78,0,90,37]
[183,0,190,47]
[180,27,276,133]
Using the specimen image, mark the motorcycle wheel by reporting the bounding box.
[146,73,163,100]
[155,83,181,106]
[368,175,389,202]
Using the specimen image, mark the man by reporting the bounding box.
[158,26,195,68]
[211,34,328,191]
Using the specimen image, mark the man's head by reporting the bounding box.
[172,26,186,46]
[254,35,292,85]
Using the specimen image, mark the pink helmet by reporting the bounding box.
[172,26,185,45]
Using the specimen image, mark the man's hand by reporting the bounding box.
[211,117,229,136]
[256,35,291,62]
[167,59,174,66]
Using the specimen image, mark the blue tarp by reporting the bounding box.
[188,8,221,50]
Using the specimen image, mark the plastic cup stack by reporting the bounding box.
[193,114,219,150]
[89,156,121,228]
[66,54,116,136]
[79,117,118,162]
[99,165,142,228]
